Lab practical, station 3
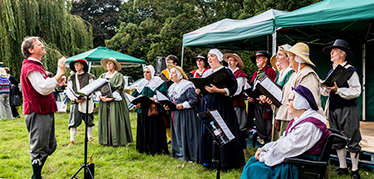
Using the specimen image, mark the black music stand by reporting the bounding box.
[70,78,110,179]
[70,95,94,179]
[197,109,235,179]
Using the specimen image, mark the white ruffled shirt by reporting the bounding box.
[26,57,58,95]
[258,109,327,166]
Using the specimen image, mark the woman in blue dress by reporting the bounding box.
[164,64,199,162]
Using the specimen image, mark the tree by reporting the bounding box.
[106,0,323,79]
[0,0,93,80]
[71,0,123,47]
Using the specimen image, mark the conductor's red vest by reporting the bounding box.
[21,59,57,115]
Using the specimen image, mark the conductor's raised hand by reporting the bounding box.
[57,76,66,87]
[58,57,67,73]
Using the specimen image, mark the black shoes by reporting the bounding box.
[335,168,361,179]
[351,170,361,179]
[335,168,349,175]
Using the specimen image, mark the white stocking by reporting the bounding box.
[70,127,77,142]
[337,149,347,168]
[350,152,360,171]
[88,127,93,139]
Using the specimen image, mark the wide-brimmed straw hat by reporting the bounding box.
[167,64,188,80]
[281,42,315,67]
[249,50,271,65]
[223,53,245,70]
[322,39,354,61]
[270,55,278,72]
[69,59,88,72]
[100,57,122,71]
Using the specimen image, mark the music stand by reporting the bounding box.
[197,109,235,179]
[70,79,110,179]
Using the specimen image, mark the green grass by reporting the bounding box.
[0,110,372,178]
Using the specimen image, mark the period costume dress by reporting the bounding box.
[132,69,169,155]
[197,65,245,169]
[271,66,294,141]
[97,71,133,146]
[249,65,277,142]
[168,78,199,161]
[241,85,330,179]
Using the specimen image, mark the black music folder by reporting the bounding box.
[75,78,112,97]
[321,65,353,87]
[125,93,154,109]
[156,91,177,111]
[191,67,235,94]
[246,76,282,108]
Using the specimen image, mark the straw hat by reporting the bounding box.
[167,64,188,80]
[100,57,122,71]
[281,42,315,67]
[270,55,278,72]
[69,59,88,72]
[223,53,244,70]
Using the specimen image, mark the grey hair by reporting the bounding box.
[339,49,347,60]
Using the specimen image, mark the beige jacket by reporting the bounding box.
[276,66,324,121]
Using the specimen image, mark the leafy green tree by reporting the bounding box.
[71,0,122,47]
[106,0,322,79]
[0,0,92,80]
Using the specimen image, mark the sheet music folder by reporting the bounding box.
[125,93,154,109]
[321,65,353,87]
[155,91,177,111]
[244,76,282,108]
[197,109,235,146]
[191,67,235,94]
[74,78,111,97]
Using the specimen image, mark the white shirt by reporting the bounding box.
[231,67,247,96]
[321,61,361,100]
[26,57,58,96]
[259,109,327,166]
[66,71,94,101]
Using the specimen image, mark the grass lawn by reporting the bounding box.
[0,109,372,178]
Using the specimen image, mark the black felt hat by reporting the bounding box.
[322,39,354,60]
[250,50,271,64]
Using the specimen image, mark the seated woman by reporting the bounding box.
[164,64,199,162]
[241,85,330,179]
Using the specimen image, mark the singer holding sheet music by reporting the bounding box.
[163,64,199,162]
[195,48,245,169]
[273,43,323,144]
[320,39,361,178]
[268,44,295,141]
[132,65,169,155]
[97,57,133,147]
[248,50,276,144]
[66,59,96,147]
